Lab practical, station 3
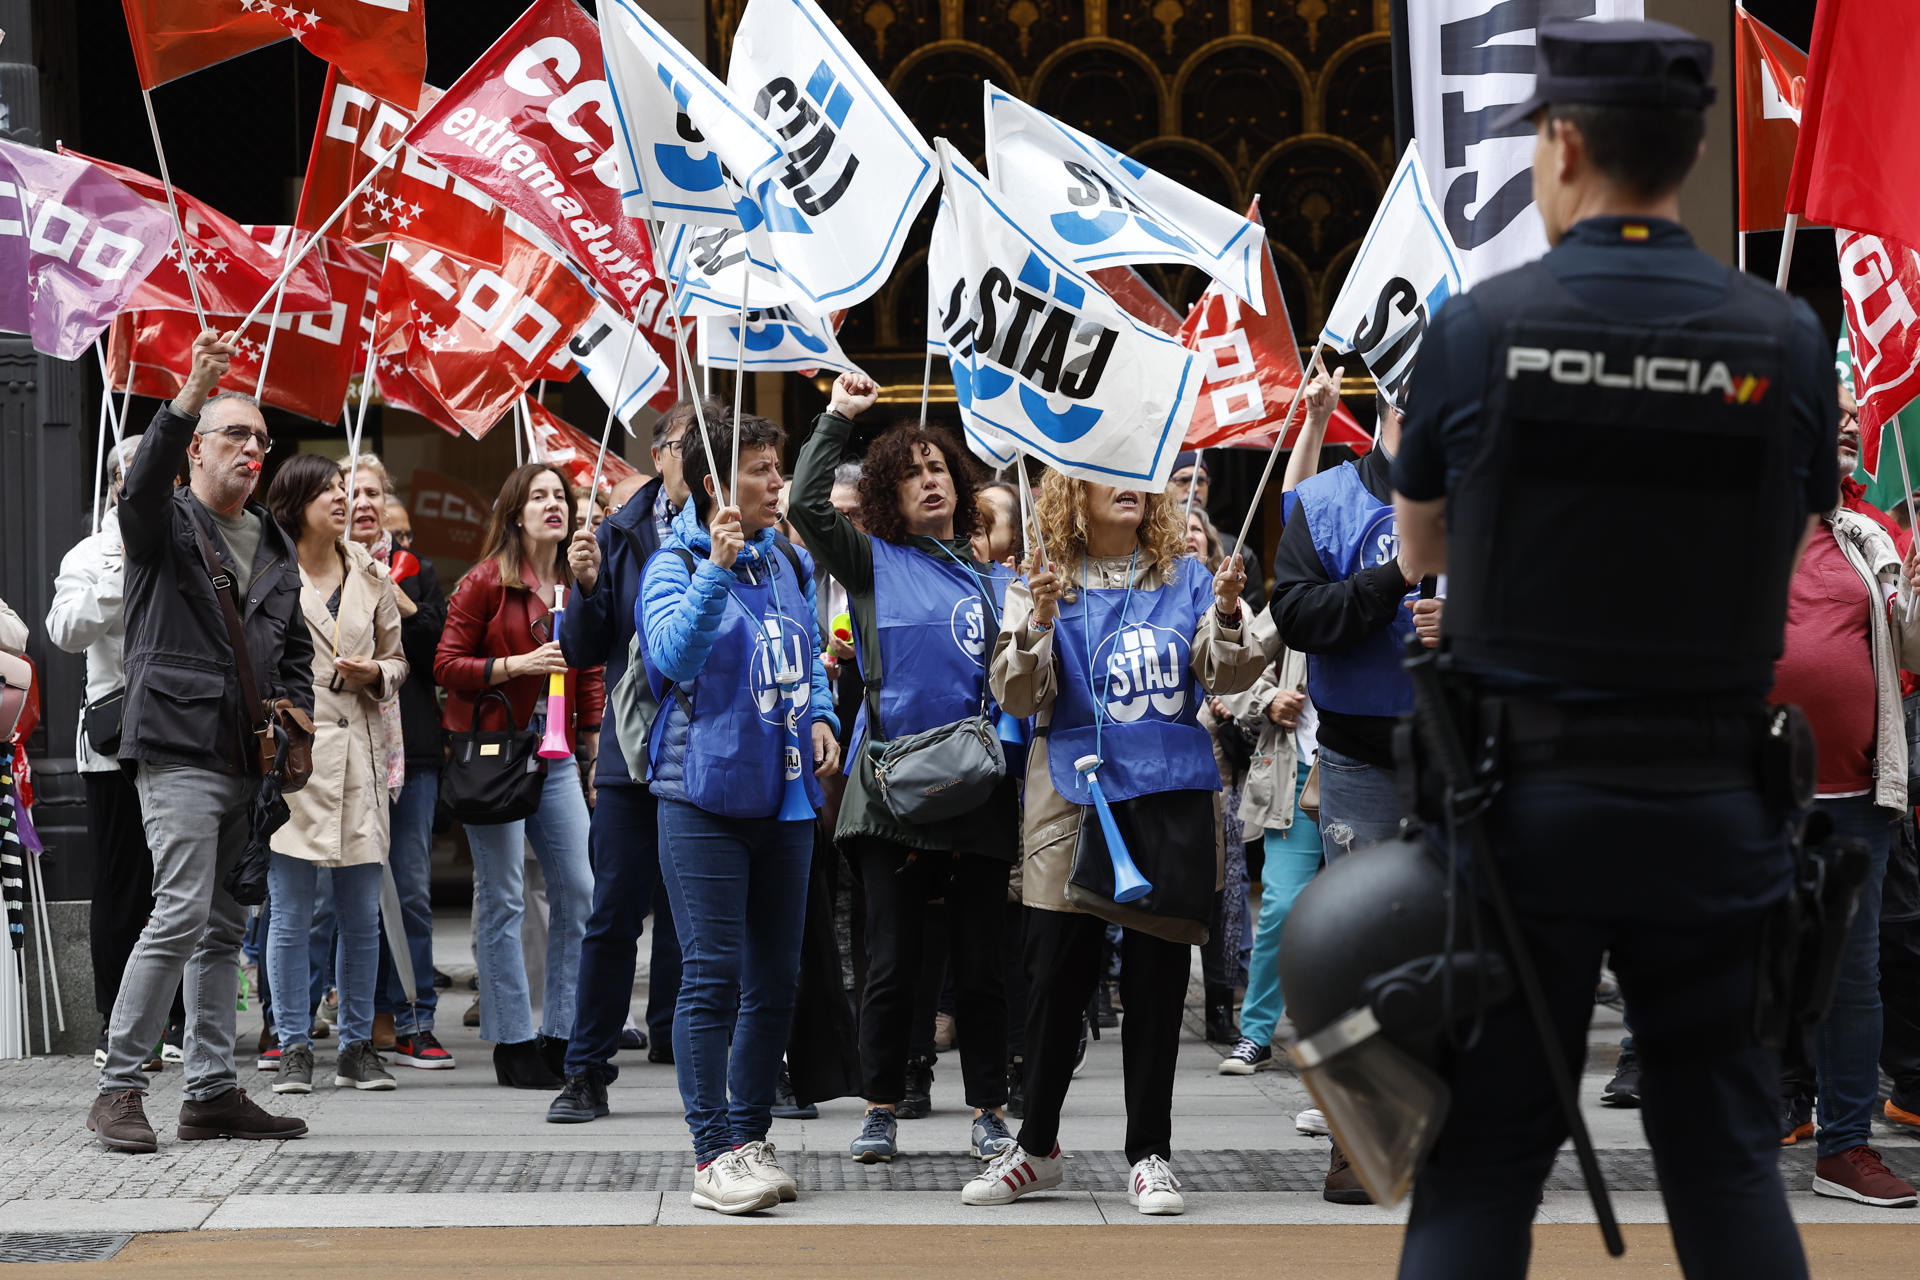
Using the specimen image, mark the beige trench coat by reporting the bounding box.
[990,553,1268,945]
[271,539,407,868]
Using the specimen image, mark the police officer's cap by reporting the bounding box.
[1491,19,1716,131]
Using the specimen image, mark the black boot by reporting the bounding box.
[897,1054,935,1119]
[538,1034,569,1081]
[1204,984,1238,1044]
[494,1039,564,1090]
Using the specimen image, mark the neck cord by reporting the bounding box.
[1082,547,1138,776]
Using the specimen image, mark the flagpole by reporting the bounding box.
[1229,337,1325,569]
[917,347,933,430]
[90,388,110,536]
[1738,230,1747,274]
[1016,453,1050,569]
[587,318,640,502]
[730,273,751,501]
[1774,213,1799,291]
[140,89,208,331]
[93,341,125,448]
[253,271,292,401]
[1182,447,1204,525]
[234,140,407,335]
[1893,413,1920,540]
[643,214,718,480]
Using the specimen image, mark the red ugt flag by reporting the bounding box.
[1177,201,1370,453]
[246,0,427,112]
[373,230,596,439]
[1838,229,1920,476]
[1785,0,1920,249]
[526,399,638,495]
[406,0,661,318]
[296,68,506,268]
[1734,5,1807,234]
[119,0,288,88]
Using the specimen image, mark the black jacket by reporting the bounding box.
[117,403,314,777]
[392,552,447,771]
[559,474,664,788]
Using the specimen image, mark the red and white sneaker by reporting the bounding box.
[962,1142,1064,1205]
[256,1044,281,1072]
[390,1031,456,1070]
[1127,1154,1185,1215]
[1813,1146,1918,1207]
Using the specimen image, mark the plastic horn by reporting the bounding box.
[1075,754,1151,903]
[538,586,572,760]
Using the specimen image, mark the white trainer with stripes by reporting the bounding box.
[961,1142,1065,1205]
[1127,1154,1185,1215]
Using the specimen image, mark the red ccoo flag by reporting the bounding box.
[1177,201,1370,453]
[119,0,288,88]
[246,0,427,113]
[526,399,639,495]
[1785,0,1920,250]
[1734,5,1806,234]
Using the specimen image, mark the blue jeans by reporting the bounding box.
[565,782,683,1083]
[466,759,593,1045]
[1315,745,1403,859]
[1239,762,1324,1045]
[1810,794,1894,1157]
[656,798,812,1164]
[267,855,384,1049]
[375,770,440,1034]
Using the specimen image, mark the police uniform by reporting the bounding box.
[1390,22,1835,1279]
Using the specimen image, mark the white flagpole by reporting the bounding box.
[234,142,406,335]
[587,318,641,501]
[253,272,292,401]
[702,321,713,398]
[643,215,718,479]
[730,274,751,501]
[918,347,933,429]
[1182,447,1204,524]
[1738,230,1747,274]
[1229,337,1326,568]
[140,89,208,331]
[1016,453,1050,569]
[1891,412,1920,539]
[1774,213,1799,291]
[90,387,110,535]
[94,342,126,448]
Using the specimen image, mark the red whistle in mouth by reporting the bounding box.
[245,461,262,473]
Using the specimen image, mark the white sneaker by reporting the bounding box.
[1127,1155,1185,1215]
[1295,1107,1330,1136]
[737,1139,798,1203]
[961,1142,1065,1206]
[691,1150,781,1215]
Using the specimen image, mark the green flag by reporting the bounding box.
[1839,327,1920,514]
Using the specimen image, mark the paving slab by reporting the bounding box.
[655,1190,1109,1225]
[0,1199,218,1232]
[201,1192,664,1230]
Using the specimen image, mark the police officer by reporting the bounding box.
[1389,20,1835,1279]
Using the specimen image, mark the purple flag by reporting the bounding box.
[0,140,173,361]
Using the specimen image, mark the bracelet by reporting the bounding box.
[1031,618,1053,632]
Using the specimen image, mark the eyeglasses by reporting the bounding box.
[197,424,274,454]
[1840,407,1860,432]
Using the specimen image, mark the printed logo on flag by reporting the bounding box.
[1095,623,1189,723]
[951,598,988,666]
[1838,230,1920,465]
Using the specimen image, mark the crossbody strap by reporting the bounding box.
[866,542,1001,743]
[190,514,267,776]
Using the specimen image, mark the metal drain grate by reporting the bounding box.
[0,1233,134,1263]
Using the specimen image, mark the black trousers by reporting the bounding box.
[1017,907,1189,1164]
[85,770,181,1025]
[854,838,1009,1108]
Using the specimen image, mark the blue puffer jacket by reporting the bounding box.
[638,501,837,802]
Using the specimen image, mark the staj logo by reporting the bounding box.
[753,60,861,219]
[750,614,811,723]
[1052,148,1194,254]
[1095,623,1190,724]
[950,597,988,667]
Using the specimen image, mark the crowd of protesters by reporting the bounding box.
[27,328,1920,1215]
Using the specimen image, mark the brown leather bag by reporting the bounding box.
[191,518,316,792]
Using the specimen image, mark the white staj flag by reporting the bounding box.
[601,0,782,232]
[1408,0,1642,286]
[726,0,939,310]
[566,299,671,432]
[984,83,1267,314]
[657,219,800,318]
[700,303,863,376]
[1320,142,1464,409]
[927,141,1200,491]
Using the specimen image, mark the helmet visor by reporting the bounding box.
[1291,1007,1452,1206]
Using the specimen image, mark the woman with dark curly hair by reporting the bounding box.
[791,373,1023,1169]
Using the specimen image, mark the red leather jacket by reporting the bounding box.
[434,556,604,752]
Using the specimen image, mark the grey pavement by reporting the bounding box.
[2,909,1916,1232]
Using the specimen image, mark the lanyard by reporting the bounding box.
[1082,548,1138,773]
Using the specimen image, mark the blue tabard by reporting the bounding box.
[852,538,1013,756]
[1298,462,1417,717]
[1044,554,1220,806]
[648,549,825,820]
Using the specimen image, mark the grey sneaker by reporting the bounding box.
[970,1110,1015,1159]
[849,1106,898,1163]
[273,1044,314,1095]
[335,1040,397,1091]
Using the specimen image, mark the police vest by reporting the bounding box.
[1297,463,1418,718]
[1445,259,1801,694]
[853,538,1012,753]
[647,546,825,820]
[1045,555,1221,806]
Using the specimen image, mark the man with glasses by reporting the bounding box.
[87,330,314,1153]
[1167,451,1209,513]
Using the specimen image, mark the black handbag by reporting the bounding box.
[1067,787,1218,926]
[442,688,549,826]
[83,689,124,756]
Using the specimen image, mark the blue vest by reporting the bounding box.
[647,549,824,820]
[1299,463,1416,717]
[852,538,1012,755]
[1045,554,1220,805]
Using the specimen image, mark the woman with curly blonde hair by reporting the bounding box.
[973,469,1266,1216]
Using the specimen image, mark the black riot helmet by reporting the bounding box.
[1278,835,1511,1205]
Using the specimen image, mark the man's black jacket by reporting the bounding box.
[559,473,663,789]
[117,403,314,777]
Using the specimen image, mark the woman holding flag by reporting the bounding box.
[790,373,1022,1167]
[976,469,1263,1215]
[639,410,841,1216]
